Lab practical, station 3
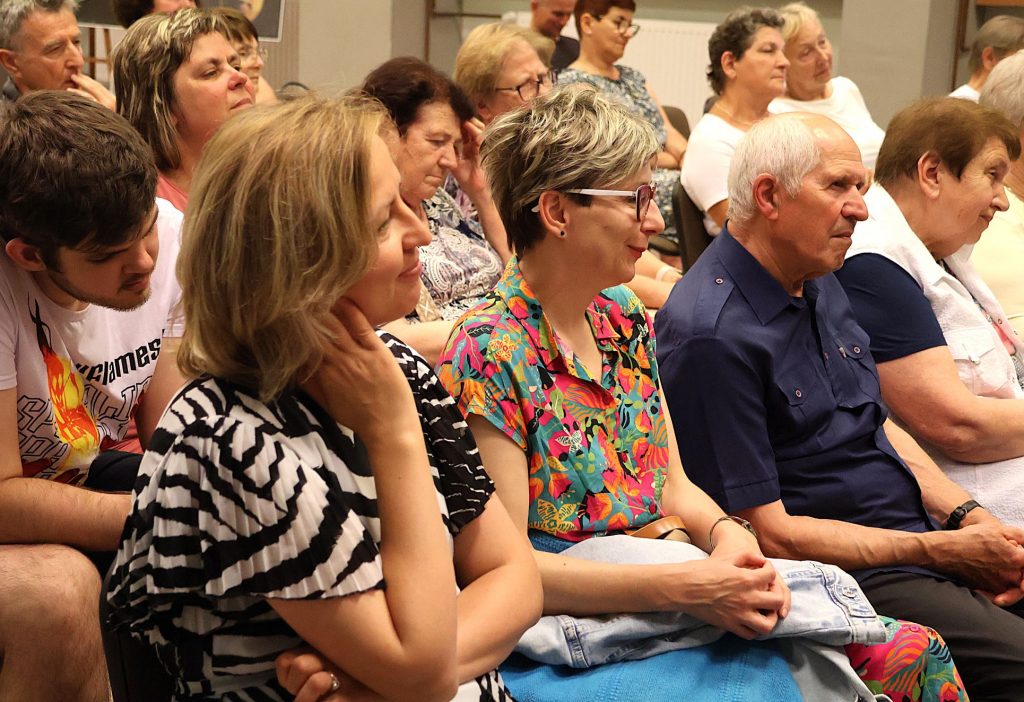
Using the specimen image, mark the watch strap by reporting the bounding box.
[944,499,981,530]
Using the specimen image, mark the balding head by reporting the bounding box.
[729,113,855,224]
[728,113,868,291]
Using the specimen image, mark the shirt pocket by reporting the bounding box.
[832,327,882,408]
[773,361,834,449]
[946,326,1014,397]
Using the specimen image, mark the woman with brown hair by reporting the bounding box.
[112,7,254,212]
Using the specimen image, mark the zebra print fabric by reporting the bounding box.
[106,332,512,700]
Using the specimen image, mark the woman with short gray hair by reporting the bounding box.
[438,84,801,698]
[974,50,1024,332]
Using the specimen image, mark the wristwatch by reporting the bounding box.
[944,499,982,530]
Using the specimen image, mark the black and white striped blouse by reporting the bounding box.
[106,332,512,701]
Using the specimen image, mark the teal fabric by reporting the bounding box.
[501,637,801,702]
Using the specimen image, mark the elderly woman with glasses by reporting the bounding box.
[557,0,687,240]
[455,22,681,308]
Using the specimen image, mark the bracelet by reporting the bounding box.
[655,264,680,282]
[944,499,982,530]
[709,515,756,548]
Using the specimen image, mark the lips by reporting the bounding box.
[232,97,253,110]
[400,259,423,278]
[122,275,151,293]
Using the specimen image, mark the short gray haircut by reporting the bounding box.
[727,114,822,224]
[481,84,659,253]
[981,50,1024,130]
[0,0,78,49]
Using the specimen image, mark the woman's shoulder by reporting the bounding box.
[615,63,647,84]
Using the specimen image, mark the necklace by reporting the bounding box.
[712,101,764,130]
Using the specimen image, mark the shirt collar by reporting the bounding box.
[495,257,620,374]
[717,227,808,324]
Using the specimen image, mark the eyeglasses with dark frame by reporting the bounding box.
[561,183,658,222]
[593,14,641,38]
[495,70,558,101]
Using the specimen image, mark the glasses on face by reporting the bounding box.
[566,182,657,222]
[594,14,641,38]
[236,45,268,61]
[495,70,557,101]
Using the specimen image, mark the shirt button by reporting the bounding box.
[852,345,861,354]
[714,277,724,285]
[794,388,802,398]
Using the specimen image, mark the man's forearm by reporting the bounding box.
[883,419,972,524]
[743,510,933,572]
[0,477,131,550]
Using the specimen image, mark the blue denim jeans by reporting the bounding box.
[519,533,886,668]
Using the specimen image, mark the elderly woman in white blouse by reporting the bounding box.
[768,2,885,170]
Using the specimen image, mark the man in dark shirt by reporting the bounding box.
[655,112,1024,699]
[529,0,579,70]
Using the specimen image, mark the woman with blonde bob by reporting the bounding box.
[105,95,541,701]
[112,7,254,213]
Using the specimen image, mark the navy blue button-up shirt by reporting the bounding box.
[654,229,938,580]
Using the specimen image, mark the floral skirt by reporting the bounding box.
[846,616,968,701]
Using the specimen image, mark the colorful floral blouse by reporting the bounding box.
[437,259,667,541]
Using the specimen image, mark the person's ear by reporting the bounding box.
[916,151,943,201]
[0,48,20,80]
[721,51,738,81]
[580,12,596,35]
[5,239,49,272]
[476,99,494,125]
[981,45,1001,72]
[535,190,570,240]
[752,174,782,221]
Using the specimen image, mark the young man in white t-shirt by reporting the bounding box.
[0,91,185,701]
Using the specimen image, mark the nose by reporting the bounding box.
[538,79,552,97]
[68,43,84,70]
[994,184,1010,212]
[438,143,459,171]
[642,201,666,236]
[779,52,791,69]
[399,199,432,248]
[843,190,869,222]
[129,232,159,275]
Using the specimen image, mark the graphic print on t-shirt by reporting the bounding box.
[25,300,100,483]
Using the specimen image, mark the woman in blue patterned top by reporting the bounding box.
[558,0,688,237]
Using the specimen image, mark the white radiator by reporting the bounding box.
[504,12,716,129]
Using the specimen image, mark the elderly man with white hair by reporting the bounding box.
[655,111,1024,699]
[0,0,114,108]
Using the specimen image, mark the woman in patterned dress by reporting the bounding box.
[437,85,968,702]
[105,95,542,701]
[361,57,511,366]
[557,0,687,240]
